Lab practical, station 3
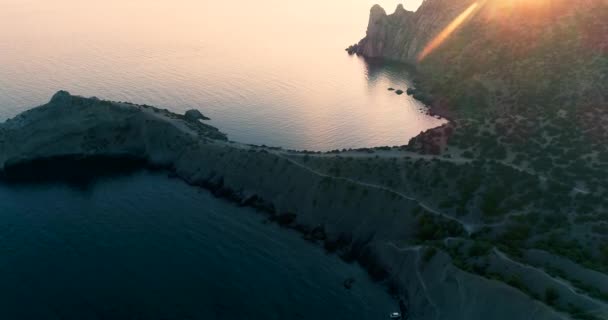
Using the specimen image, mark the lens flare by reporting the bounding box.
[417,2,481,62]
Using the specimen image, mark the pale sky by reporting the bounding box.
[368,0,425,11]
[1,1,426,44]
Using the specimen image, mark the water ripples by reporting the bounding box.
[0,3,445,151]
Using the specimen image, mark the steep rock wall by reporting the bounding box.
[352,0,476,62]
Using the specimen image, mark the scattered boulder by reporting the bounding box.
[388,88,395,91]
[345,44,359,55]
[50,90,72,104]
[273,212,297,226]
[184,109,210,122]
[343,277,356,290]
[310,226,327,241]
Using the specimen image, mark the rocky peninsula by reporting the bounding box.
[3,91,607,319]
[1,0,605,319]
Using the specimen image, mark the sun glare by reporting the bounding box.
[416,0,555,62]
[499,0,552,8]
[417,2,482,62]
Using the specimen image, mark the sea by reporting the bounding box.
[0,1,435,318]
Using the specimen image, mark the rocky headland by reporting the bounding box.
[0,2,606,319]
[349,0,606,118]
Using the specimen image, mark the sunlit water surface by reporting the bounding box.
[0,0,441,151]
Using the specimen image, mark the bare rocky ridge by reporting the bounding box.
[0,92,591,320]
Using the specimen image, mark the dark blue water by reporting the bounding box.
[0,170,395,319]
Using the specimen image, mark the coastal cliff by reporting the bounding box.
[351,0,607,115]
[349,0,476,62]
[4,92,608,319]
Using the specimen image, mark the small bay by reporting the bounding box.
[0,170,396,319]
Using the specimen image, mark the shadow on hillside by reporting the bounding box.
[0,156,150,190]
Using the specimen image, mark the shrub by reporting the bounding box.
[600,242,608,264]
[545,287,560,306]
[423,247,438,263]
[468,241,492,257]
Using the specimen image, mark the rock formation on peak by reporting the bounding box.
[394,3,407,14]
[50,90,73,104]
[350,0,607,115]
[370,3,386,14]
[185,109,210,122]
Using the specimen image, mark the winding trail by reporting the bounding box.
[311,150,471,165]
[305,148,589,195]
[273,151,480,234]
[276,149,592,232]
[387,242,441,320]
[493,248,608,316]
[494,159,591,195]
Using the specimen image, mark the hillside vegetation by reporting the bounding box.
[347,0,608,318]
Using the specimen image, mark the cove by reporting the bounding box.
[0,169,396,319]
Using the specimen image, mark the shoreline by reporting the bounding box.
[0,92,569,320]
[0,152,409,311]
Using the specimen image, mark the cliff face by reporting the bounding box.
[353,0,476,62]
[352,0,607,113]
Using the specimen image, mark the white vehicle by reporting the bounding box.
[389,312,402,319]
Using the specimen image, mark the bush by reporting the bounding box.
[469,241,492,257]
[506,275,526,291]
[545,287,560,306]
[416,214,465,241]
[423,247,438,263]
[481,187,507,217]
[600,242,608,264]
[501,223,531,245]
[592,223,608,236]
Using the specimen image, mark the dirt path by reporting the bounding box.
[387,242,441,320]
[273,151,481,234]
[494,248,608,317]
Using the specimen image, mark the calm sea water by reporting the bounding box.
[0,170,396,319]
[0,1,428,318]
[0,0,441,151]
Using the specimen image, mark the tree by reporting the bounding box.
[600,242,608,264]
[545,287,560,306]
